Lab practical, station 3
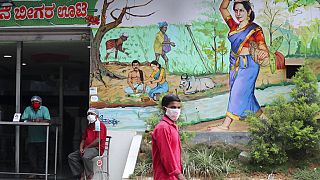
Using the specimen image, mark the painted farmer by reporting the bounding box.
[154,21,175,69]
[106,32,129,59]
[125,60,150,96]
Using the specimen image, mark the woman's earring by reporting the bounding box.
[247,16,250,21]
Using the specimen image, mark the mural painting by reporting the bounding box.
[88,0,320,130]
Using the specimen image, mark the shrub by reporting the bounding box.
[290,63,319,104]
[248,64,320,165]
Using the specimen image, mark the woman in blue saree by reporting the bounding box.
[144,61,169,101]
[210,0,269,131]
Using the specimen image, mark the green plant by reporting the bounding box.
[133,161,153,177]
[290,63,319,104]
[292,168,320,180]
[247,98,289,165]
[182,144,238,179]
[248,65,320,166]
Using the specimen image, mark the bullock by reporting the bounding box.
[179,74,215,94]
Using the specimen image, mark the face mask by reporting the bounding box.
[165,108,181,121]
[87,115,96,124]
[32,102,40,109]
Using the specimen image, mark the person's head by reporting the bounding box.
[120,32,129,41]
[87,107,99,124]
[233,1,254,23]
[30,96,42,110]
[158,21,168,33]
[150,60,161,71]
[161,94,181,121]
[132,60,140,71]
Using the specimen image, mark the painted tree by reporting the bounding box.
[279,20,296,56]
[295,19,320,57]
[258,0,288,46]
[196,0,228,73]
[275,0,320,12]
[90,0,154,86]
[216,41,228,72]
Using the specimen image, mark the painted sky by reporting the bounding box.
[95,0,320,27]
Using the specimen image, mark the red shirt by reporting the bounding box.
[82,120,107,156]
[152,116,182,180]
[226,17,266,47]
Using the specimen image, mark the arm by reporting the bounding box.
[152,69,165,84]
[144,72,154,85]
[116,44,129,55]
[21,107,29,122]
[255,30,270,63]
[162,38,175,47]
[38,106,51,123]
[79,140,85,155]
[118,44,125,52]
[219,0,232,21]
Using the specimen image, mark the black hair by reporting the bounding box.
[161,94,181,107]
[132,60,140,66]
[233,1,255,23]
[150,60,161,69]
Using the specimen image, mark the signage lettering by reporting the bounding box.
[0,2,88,21]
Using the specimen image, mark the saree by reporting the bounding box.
[148,68,169,99]
[226,23,263,120]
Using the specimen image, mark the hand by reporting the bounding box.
[80,148,84,156]
[256,49,268,62]
[176,174,186,180]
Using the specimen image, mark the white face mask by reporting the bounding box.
[165,108,181,121]
[87,115,96,124]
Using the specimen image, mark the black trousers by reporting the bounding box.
[27,142,45,173]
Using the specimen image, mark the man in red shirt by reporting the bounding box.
[152,94,186,180]
[68,108,107,180]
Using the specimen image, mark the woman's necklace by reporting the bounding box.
[237,22,249,30]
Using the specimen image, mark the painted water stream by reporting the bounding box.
[99,83,320,131]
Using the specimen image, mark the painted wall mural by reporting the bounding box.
[88,0,320,130]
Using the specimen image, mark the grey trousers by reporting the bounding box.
[68,148,99,176]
